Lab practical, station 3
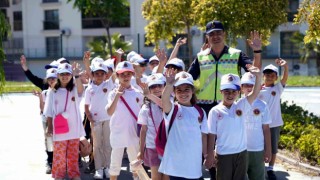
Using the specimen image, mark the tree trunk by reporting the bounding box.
[186,26,193,68]
[101,18,113,58]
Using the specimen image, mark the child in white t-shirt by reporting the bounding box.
[84,61,114,179]
[241,72,272,180]
[159,70,210,179]
[43,63,86,180]
[106,61,143,180]
[137,73,166,180]
[207,65,261,180]
[33,68,57,174]
[258,59,288,180]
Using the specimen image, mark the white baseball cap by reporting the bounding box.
[127,51,138,61]
[220,73,241,90]
[149,55,159,62]
[45,60,59,69]
[241,72,256,85]
[57,63,73,74]
[165,58,185,70]
[263,64,278,74]
[90,61,108,73]
[174,72,194,87]
[56,57,69,64]
[115,61,135,74]
[91,57,104,64]
[103,58,115,71]
[129,54,149,65]
[46,68,58,79]
[147,73,166,87]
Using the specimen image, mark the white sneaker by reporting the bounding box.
[93,169,103,179]
[104,167,110,178]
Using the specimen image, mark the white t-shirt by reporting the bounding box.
[207,98,247,155]
[43,87,86,141]
[159,103,208,179]
[258,82,284,128]
[137,102,163,149]
[84,80,114,122]
[240,97,271,151]
[107,87,143,148]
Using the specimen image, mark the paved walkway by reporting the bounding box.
[0,93,319,179]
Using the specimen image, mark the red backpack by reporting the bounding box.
[155,104,204,156]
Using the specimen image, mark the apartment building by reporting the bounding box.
[1,0,317,79]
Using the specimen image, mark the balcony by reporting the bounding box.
[0,0,9,8]
[43,20,59,30]
[42,0,58,3]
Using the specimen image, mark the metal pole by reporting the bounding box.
[137,33,140,54]
[60,33,63,57]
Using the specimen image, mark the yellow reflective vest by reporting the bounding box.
[194,47,241,104]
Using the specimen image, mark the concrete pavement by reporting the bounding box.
[0,93,319,180]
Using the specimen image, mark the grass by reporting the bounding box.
[2,75,320,93]
[286,76,320,87]
[3,81,41,93]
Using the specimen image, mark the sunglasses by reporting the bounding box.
[139,62,148,67]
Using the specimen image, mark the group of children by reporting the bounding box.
[23,35,289,180]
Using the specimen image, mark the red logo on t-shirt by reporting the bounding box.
[236,109,242,116]
[253,108,260,115]
[136,97,139,103]
[217,113,223,120]
[271,91,276,96]
[103,88,108,93]
[177,113,183,120]
[71,97,75,101]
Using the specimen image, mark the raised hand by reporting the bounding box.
[156,48,167,64]
[275,58,287,67]
[165,68,177,85]
[32,89,41,97]
[176,37,187,46]
[201,42,210,52]
[116,85,125,96]
[20,55,28,71]
[115,48,124,56]
[245,64,261,76]
[246,30,262,51]
[83,51,90,65]
[140,83,150,97]
[72,62,82,76]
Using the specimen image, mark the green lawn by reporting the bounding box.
[2,75,320,93]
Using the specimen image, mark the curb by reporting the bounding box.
[277,152,320,175]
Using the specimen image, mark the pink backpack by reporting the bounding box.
[155,104,204,156]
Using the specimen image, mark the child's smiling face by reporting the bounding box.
[117,71,134,87]
[174,84,194,106]
[221,89,240,107]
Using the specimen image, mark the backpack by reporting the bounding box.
[155,104,204,156]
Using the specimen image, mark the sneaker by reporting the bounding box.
[93,169,104,179]
[267,170,277,180]
[45,163,52,174]
[104,167,110,178]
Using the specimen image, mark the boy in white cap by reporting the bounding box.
[258,58,288,180]
[84,61,113,179]
[241,72,272,180]
[165,57,185,72]
[106,61,143,180]
[148,55,160,71]
[207,65,261,180]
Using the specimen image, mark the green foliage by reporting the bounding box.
[67,0,129,56]
[87,33,132,59]
[286,76,320,87]
[279,101,320,165]
[294,0,320,44]
[194,0,288,46]
[0,11,11,95]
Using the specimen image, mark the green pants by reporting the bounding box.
[216,150,247,180]
[246,151,265,180]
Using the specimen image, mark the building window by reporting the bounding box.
[12,0,22,5]
[0,0,9,8]
[46,37,60,57]
[42,0,59,3]
[13,11,22,31]
[280,31,300,57]
[287,0,299,22]
[44,10,59,30]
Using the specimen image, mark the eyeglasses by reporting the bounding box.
[149,84,164,89]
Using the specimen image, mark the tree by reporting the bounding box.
[290,32,320,74]
[87,33,132,59]
[194,0,288,47]
[142,0,199,65]
[67,0,129,58]
[294,0,320,74]
[294,0,320,44]
[0,11,10,95]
